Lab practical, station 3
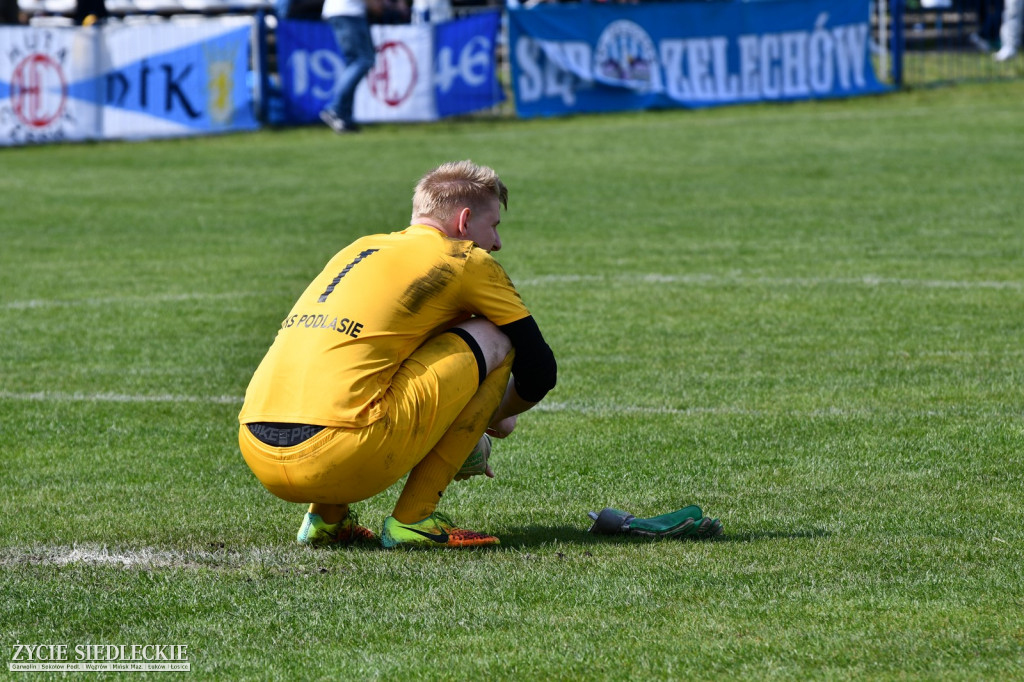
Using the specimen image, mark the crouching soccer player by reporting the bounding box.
[238,160,557,548]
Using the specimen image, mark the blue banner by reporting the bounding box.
[508,0,890,118]
[275,19,337,125]
[434,11,505,118]
[276,14,503,124]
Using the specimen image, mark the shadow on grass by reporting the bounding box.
[303,526,833,554]
[497,525,832,549]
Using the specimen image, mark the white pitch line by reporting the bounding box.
[2,391,1012,421]
[3,273,1019,311]
[535,401,764,417]
[519,273,1024,291]
[0,390,241,405]
[760,275,1021,290]
[534,402,1022,419]
[1,291,272,311]
[0,545,290,570]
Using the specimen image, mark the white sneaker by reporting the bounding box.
[318,109,361,134]
[994,46,1018,62]
[969,33,992,53]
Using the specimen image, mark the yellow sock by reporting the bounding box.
[309,503,349,525]
[392,353,513,524]
[392,454,459,524]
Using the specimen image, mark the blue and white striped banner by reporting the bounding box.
[1,18,257,146]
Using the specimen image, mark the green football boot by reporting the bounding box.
[381,512,500,549]
[296,511,377,547]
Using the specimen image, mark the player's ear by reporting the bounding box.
[455,207,471,237]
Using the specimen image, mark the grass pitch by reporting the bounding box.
[2,81,1023,680]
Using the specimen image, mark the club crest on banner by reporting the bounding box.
[204,43,238,125]
[368,40,417,108]
[12,53,68,129]
[593,20,660,91]
[1,28,81,143]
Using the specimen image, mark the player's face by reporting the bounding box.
[462,198,502,253]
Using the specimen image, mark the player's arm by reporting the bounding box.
[459,249,556,433]
[487,315,556,436]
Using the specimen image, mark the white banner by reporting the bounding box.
[354,24,436,122]
[0,26,103,146]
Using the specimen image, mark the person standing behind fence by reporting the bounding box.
[1,0,23,24]
[996,0,1022,60]
[73,0,108,25]
[410,0,450,24]
[320,0,378,133]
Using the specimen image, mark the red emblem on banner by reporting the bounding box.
[11,53,68,128]
[368,41,417,107]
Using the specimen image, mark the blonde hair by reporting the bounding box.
[411,160,508,224]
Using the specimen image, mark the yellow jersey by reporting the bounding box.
[239,225,531,428]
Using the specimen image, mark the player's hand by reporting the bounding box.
[486,415,517,439]
[455,434,495,480]
[454,463,494,481]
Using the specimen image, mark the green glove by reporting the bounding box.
[587,505,723,539]
[455,434,493,480]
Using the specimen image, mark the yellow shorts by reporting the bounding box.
[239,331,481,504]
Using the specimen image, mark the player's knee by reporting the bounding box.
[455,318,511,375]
